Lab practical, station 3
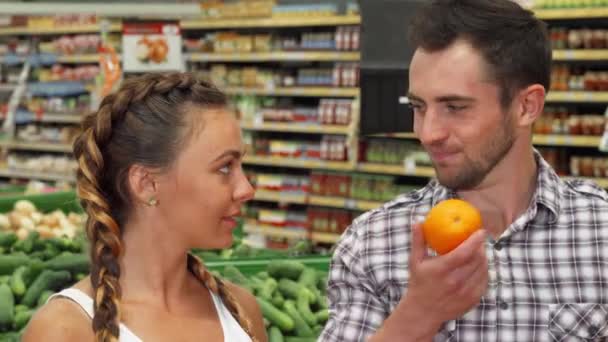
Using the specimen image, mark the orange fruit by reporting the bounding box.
[422,199,482,255]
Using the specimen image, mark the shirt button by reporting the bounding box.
[494,242,503,251]
[499,301,509,310]
[588,325,599,337]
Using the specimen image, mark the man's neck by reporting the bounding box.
[457,143,538,239]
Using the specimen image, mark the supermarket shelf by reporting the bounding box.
[357,162,435,177]
[308,195,383,211]
[553,49,608,61]
[532,134,601,147]
[181,15,361,30]
[244,155,353,171]
[310,232,341,244]
[0,23,122,36]
[56,54,101,64]
[0,140,73,153]
[241,121,350,134]
[534,7,608,20]
[35,113,82,124]
[0,168,75,182]
[0,84,17,92]
[563,176,608,188]
[243,221,308,240]
[223,86,359,97]
[381,132,602,148]
[547,91,608,103]
[254,190,308,204]
[187,51,360,62]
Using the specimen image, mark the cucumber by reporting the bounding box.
[9,266,27,298]
[41,244,61,261]
[0,332,20,342]
[317,294,328,309]
[44,253,90,275]
[313,325,323,335]
[271,291,285,307]
[23,260,44,287]
[268,326,284,342]
[21,231,40,254]
[284,339,317,342]
[0,254,31,276]
[258,278,277,301]
[298,268,317,290]
[256,297,294,332]
[316,270,328,293]
[223,265,250,286]
[0,283,15,329]
[256,271,270,280]
[12,309,33,330]
[37,290,55,307]
[267,260,306,280]
[315,309,329,323]
[283,300,314,338]
[14,305,29,314]
[278,279,315,302]
[296,291,317,327]
[21,270,71,307]
[0,276,9,285]
[0,233,17,249]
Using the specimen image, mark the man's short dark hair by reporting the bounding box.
[408,0,552,108]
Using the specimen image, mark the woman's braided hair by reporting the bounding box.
[72,72,255,342]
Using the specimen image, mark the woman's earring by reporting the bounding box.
[147,198,158,207]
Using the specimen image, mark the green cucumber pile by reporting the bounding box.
[192,239,314,261]
[0,230,88,341]
[0,228,329,341]
[218,260,329,342]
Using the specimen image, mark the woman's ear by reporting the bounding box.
[127,164,158,207]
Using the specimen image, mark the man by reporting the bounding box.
[320,0,608,341]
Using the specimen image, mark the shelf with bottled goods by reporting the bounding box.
[223,86,359,98]
[534,7,608,20]
[0,168,75,182]
[252,189,384,211]
[0,140,73,153]
[243,155,354,171]
[187,51,360,63]
[241,121,351,135]
[181,14,361,30]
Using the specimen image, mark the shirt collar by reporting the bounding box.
[428,150,561,222]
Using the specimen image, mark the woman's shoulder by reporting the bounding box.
[223,281,267,341]
[22,280,95,342]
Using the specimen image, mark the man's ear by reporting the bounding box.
[515,84,546,127]
[127,164,158,207]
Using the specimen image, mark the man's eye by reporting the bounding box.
[447,104,466,112]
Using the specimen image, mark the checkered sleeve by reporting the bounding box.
[319,220,389,342]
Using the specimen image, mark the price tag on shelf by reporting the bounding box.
[344,199,357,210]
[403,158,416,175]
[546,135,559,145]
[599,106,608,152]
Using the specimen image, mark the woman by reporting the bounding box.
[23,72,266,342]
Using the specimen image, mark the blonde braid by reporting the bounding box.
[187,255,258,341]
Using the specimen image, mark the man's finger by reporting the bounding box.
[409,223,428,271]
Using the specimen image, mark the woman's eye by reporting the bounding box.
[219,163,232,175]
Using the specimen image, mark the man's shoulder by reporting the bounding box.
[561,177,608,204]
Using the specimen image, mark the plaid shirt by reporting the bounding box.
[320,154,608,341]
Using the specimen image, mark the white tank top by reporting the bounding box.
[48,288,252,342]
